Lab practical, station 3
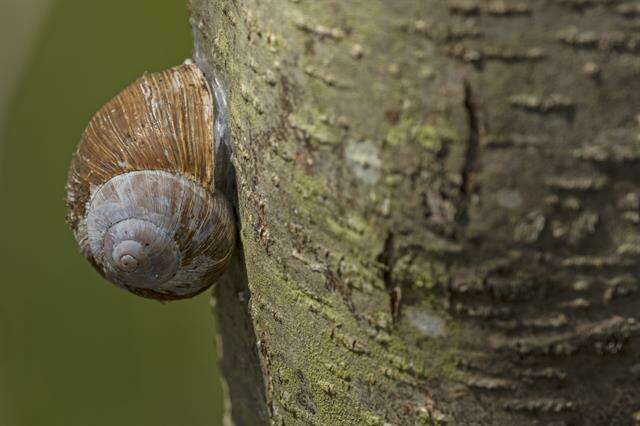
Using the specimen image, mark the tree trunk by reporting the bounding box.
[190,0,640,424]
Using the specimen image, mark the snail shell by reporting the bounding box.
[65,63,236,300]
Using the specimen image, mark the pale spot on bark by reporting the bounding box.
[345,140,381,185]
[407,307,447,337]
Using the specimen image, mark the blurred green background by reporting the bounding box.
[0,1,224,425]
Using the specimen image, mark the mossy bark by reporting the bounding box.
[191,0,640,424]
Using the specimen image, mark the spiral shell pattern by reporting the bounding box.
[65,64,235,300]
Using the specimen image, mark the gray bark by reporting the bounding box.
[191,0,640,424]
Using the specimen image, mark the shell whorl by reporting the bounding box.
[65,64,235,300]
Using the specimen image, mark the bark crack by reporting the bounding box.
[377,232,402,324]
[457,80,481,227]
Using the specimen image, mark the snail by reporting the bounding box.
[65,62,236,300]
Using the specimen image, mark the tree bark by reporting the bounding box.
[191,0,640,424]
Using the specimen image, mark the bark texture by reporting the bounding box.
[191,0,640,424]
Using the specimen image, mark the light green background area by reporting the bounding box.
[0,1,224,425]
